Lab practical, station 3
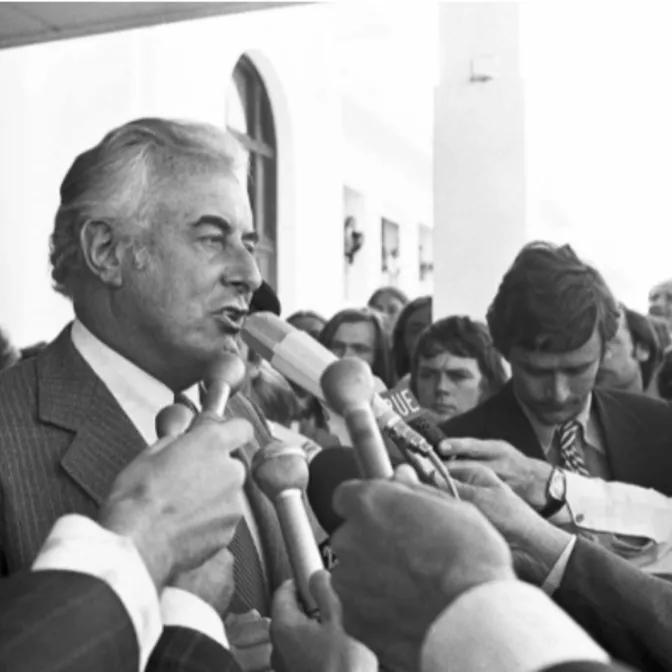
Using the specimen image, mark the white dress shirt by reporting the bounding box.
[421,580,609,672]
[70,319,249,643]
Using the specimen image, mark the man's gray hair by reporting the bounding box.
[50,117,248,298]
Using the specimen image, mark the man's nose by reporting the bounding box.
[225,245,263,295]
[436,373,452,393]
[547,375,571,404]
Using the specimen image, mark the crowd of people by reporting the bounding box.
[2,116,672,672]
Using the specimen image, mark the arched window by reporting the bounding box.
[226,56,277,289]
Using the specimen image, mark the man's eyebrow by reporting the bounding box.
[193,216,258,245]
[194,215,233,233]
[419,364,473,374]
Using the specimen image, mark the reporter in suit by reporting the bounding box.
[0,408,248,672]
[450,462,672,672]
[0,119,291,669]
[439,242,672,568]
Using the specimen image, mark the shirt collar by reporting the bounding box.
[70,319,199,444]
[516,389,594,455]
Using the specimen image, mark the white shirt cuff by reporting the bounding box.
[421,580,609,672]
[563,472,672,540]
[32,514,161,671]
[541,535,577,596]
[160,587,229,650]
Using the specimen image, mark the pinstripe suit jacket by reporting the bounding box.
[0,569,241,672]
[0,325,291,609]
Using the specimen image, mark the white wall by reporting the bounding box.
[521,1,672,313]
[433,2,526,321]
[342,97,433,307]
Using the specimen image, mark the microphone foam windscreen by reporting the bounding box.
[307,448,359,535]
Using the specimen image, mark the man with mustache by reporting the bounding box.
[0,118,289,671]
[440,242,672,572]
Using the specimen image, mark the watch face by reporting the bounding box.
[548,469,566,501]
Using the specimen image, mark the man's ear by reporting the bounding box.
[79,220,125,288]
[634,343,651,363]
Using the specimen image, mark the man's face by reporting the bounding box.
[403,304,432,359]
[117,171,261,378]
[415,351,483,422]
[597,312,644,392]
[509,329,602,427]
[330,320,377,367]
[649,281,672,323]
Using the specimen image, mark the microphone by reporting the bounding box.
[307,448,357,537]
[320,358,394,480]
[252,440,323,616]
[156,352,246,439]
[306,449,359,536]
[242,312,336,400]
[202,352,247,417]
[243,313,458,494]
[408,413,448,450]
[155,404,195,439]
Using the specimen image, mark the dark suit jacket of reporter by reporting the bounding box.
[0,569,241,672]
[439,381,672,496]
[550,536,672,672]
[0,325,291,609]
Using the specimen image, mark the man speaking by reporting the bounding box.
[0,118,290,669]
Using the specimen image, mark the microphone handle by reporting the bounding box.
[275,489,323,617]
[342,406,394,479]
[202,381,232,417]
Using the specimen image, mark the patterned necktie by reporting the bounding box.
[555,419,590,476]
[174,390,270,616]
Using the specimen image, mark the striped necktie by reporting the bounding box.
[555,420,590,476]
[173,390,270,616]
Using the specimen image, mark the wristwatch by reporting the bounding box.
[539,467,567,519]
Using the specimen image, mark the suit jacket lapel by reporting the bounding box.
[592,389,641,482]
[37,326,147,506]
[488,382,546,461]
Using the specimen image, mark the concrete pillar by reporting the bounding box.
[433,2,526,321]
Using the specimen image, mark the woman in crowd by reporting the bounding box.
[391,296,432,384]
[367,286,408,338]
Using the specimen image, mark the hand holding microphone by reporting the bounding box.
[252,440,323,617]
[151,352,250,614]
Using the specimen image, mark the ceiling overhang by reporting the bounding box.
[0,2,305,50]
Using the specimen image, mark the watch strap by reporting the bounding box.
[539,467,565,519]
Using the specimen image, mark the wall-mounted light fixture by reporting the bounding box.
[470,55,497,83]
[344,215,364,264]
